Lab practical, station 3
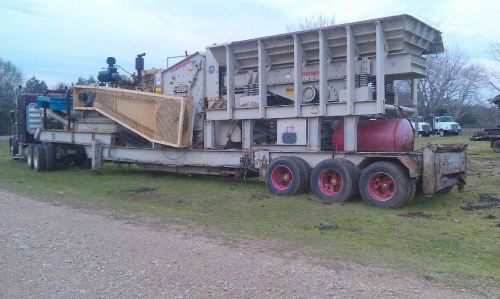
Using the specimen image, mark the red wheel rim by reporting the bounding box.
[367,172,396,201]
[271,165,293,190]
[318,169,343,195]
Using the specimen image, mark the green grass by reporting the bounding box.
[415,130,497,158]
[0,138,499,294]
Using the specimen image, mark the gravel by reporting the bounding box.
[0,189,484,298]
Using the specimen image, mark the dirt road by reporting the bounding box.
[0,189,482,298]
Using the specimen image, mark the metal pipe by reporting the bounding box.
[384,104,416,114]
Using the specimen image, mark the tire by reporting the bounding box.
[26,144,35,169]
[339,159,359,198]
[405,179,417,204]
[265,157,302,196]
[33,144,47,172]
[290,157,311,193]
[44,143,56,171]
[493,140,500,153]
[310,159,356,202]
[439,130,445,137]
[359,161,410,208]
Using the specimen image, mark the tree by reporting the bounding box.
[287,14,336,32]
[0,57,22,135]
[416,48,488,120]
[25,76,48,94]
[53,82,69,91]
[488,41,500,92]
[76,75,96,85]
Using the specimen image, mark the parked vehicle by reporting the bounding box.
[11,15,467,208]
[470,95,500,152]
[410,116,432,137]
[433,116,461,136]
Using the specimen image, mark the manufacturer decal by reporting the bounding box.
[302,70,319,76]
[171,59,191,72]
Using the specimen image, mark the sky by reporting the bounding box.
[1,0,499,89]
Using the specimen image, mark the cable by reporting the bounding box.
[396,105,415,132]
[116,65,133,76]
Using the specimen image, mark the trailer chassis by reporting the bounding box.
[34,128,466,201]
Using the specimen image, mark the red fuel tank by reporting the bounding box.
[333,119,414,152]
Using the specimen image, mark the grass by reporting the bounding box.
[415,130,497,158]
[0,134,499,294]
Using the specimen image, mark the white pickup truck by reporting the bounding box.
[433,116,461,136]
[410,116,432,137]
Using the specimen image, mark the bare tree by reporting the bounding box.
[286,14,336,32]
[488,41,500,92]
[53,82,69,91]
[417,48,488,120]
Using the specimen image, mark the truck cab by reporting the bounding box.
[433,116,461,136]
[410,116,432,137]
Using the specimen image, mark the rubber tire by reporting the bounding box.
[44,143,56,171]
[26,144,35,169]
[310,159,356,202]
[33,144,48,172]
[405,178,417,205]
[359,161,410,208]
[339,159,359,198]
[290,157,311,193]
[265,157,302,196]
[439,130,445,137]
[493,140,500,153]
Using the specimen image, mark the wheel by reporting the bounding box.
[290,157,311,193]
[33,144,47,172]
[439,130,445,137]
[265,157,302,196]
[493,140,500,153]
[310,159,356,202]
[405,179,417,204]
[359,161,410,208]
[26,144,35,169]
[339,159,359,197]
[43,143,56,171]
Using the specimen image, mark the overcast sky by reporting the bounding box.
[1,0,499,87]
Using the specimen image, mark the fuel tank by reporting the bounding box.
[332,119,414,152]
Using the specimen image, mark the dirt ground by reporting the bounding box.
[0,189,484,298]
